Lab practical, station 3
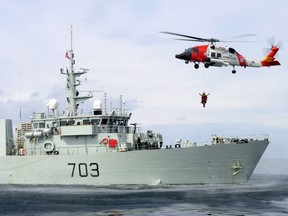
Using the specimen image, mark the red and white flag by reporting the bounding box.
[65,51,70,59]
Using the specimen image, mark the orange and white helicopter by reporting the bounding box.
[162,32,281,74]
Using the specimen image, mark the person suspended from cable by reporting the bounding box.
[199,92,210,108]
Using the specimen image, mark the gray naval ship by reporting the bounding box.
[0,42,269,185]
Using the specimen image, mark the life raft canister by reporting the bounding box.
[43,141,55,152]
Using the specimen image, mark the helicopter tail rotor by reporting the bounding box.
[261,37,281,66]
[267,37,283,48]
[263,37,283,58]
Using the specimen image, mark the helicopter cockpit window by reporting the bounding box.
[211,52,216,58]
[192,47,198,54]
[217,53,221,58]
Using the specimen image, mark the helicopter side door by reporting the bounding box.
[223,47,239,65]
[206,46,226,67]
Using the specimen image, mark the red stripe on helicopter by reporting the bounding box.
[236,52,247,67]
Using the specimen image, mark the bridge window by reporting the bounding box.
[39,123,45,128]
[117,120,125,126]
[68,120,75,125]
[83,119,90,125]
[60,121,67,126]
[101,118,108,125]
[91,119,100,125]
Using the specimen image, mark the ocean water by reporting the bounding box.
[0,159,287,216]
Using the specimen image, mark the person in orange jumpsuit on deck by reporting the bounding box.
[199,92,210,108]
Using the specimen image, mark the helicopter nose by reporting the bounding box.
[175,52,190,60]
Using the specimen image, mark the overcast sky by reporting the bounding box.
[0,0,287,158]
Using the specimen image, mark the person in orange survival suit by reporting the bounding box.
[199,92,210,108]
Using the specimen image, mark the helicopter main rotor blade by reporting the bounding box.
[160,31,209,42]
[225,34,257,40]
[220,40,258,43]
[161,31,221,43]
[161,31,257,43]
[175,38,206,42]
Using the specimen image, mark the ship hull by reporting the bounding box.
[0,140,268,185]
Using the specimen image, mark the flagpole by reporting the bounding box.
[70,25,73,51]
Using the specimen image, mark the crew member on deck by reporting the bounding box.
[199,92,210,108]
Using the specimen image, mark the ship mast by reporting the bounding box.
[62,25,93,116]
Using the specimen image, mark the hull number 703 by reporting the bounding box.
[68,163,100,177]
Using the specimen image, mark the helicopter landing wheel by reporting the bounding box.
[194,63,199,69]
[204,63,209,68]
[232,66,236,74]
